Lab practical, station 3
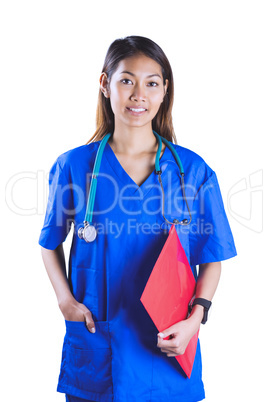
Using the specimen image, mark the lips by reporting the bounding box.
[126,107,147,114]
[127,107,147,112]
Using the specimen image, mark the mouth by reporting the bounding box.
[126,107,147,115]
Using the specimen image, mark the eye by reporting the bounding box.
[121,79,133,85]
[148,82,159,87]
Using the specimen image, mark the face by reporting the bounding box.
[100,54,168,130]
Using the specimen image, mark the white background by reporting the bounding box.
[1,1,267,401]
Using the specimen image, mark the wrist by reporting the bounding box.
[187,305,204,327]
[188,297,212,324]
[58,294,76,312]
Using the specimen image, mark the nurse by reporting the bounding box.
[39,36,237,402]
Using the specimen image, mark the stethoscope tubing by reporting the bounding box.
[79,131,192,243]
[153,131,184,175]
[153,130,191,226]
[85,133,112,224]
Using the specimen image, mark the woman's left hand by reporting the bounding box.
[156,318,200,357]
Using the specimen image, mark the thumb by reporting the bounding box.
[157,324,177,339]
[84,310,96,334]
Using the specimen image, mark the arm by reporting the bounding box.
[188,261,222,326]
[157,261,221,356]
[40,244,96,333]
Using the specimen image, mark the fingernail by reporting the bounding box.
[158,332,164,338]
[90,327,96,333]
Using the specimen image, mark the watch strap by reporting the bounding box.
[191,298,212,324]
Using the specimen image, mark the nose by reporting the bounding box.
[130,83,146,102]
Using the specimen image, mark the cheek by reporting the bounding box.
[109,88,128,111]
[150,92,164,111]
[109,95,121,115]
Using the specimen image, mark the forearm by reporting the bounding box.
[188,262,222,327]
[40,244,75,307]
[158,262,222,354]
[195,261,221,300]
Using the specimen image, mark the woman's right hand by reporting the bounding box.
[59,297,96,333]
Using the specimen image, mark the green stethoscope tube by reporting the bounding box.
[152,130,191,226]
[80,131,192,242]
[153,131,184,175]
[85,132,112,224]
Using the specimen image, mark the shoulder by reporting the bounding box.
[54,141,101,172]
[170,142,215,185]
[171,143,206,164]
[170,142,214,173]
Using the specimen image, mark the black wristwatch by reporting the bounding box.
[188,297,212,324]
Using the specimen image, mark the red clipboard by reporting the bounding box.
[140,225,199,378]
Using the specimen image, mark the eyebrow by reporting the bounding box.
[120,70,162,79]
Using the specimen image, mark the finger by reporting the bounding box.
[157,332,171,340]
[157,336,177,348]
[84,311,96,333]
[161,347,184,356]
[157,326,177,339]
[160,346,177,354]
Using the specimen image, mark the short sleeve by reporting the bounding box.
[38,158,74,250]
[189,171,237,265]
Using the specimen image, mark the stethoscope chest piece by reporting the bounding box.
[78,221,97,243]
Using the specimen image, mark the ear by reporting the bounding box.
[164,79,169,97]
[99,72,110,98]
[160,79,169,104]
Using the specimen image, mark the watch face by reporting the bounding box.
[84,225,97,242]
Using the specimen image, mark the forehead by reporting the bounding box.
[113,54,163,78]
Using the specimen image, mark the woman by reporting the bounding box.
[39,36,237,402]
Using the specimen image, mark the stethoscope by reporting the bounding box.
[78,131,192,242]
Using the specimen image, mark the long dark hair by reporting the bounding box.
[86,36,176,144]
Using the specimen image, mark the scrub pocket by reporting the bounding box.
[59,320,113,397]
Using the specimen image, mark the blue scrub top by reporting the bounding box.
[39,139,237,402]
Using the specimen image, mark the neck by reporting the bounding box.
[109,124,158,156]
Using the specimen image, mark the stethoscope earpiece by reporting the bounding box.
[181,219,189,225]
